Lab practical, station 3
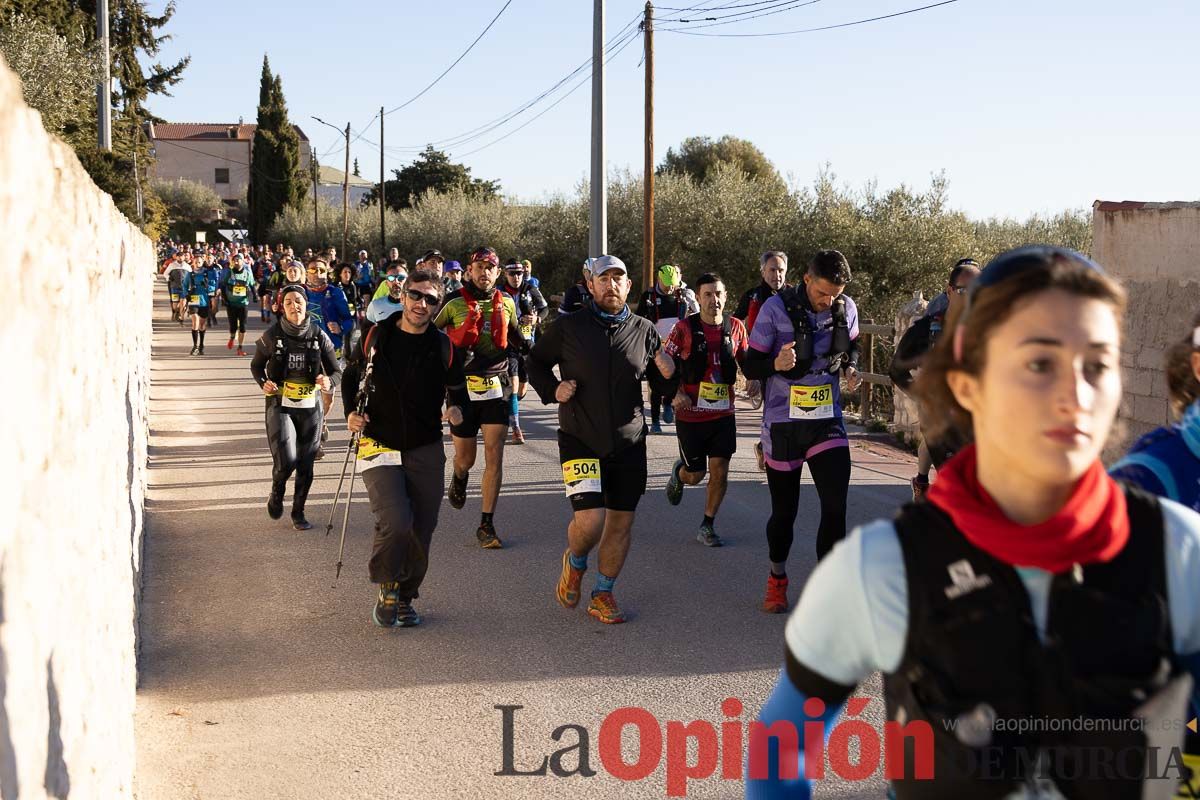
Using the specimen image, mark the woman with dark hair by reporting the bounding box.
[747,246,1200,799]
[1111,310,1200,513]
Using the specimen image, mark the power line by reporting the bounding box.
[661,0,962,36]
[656,0,799,10]
[659,0,818,24]
[383,0,516,117]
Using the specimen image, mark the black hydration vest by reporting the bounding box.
[883,486,1179,800]
[779,286,851,379]
[267,324,322,386]
[680,314,736,387]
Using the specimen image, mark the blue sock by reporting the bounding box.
[593,572,616,596]
[569,552,588,571]
[509,393,520,424]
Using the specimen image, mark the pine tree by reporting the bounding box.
[249,58,304,241]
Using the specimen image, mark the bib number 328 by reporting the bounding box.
[788,384,834,420]
[562,458,601,497]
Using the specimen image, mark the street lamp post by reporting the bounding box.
[312,116,350,261]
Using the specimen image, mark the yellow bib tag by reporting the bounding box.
[357,436,403,472]
[281,380,316,409]
[188,294,200,305]
[561,458,602,497]
[788,384,834,420]
[520,323,534,340]
[466,375,503,402]
[697,381,731,412]
[170,292,180,302]
[232,284,247,297]
[1177,752,1200,799]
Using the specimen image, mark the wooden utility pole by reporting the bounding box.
[379,106,386,260]
[642,1,654,288]
[341,122,351,263]
[311,154,319,245]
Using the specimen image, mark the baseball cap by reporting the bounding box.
[444,260,463,273]
[421,249,444,263]
[658,264,681,287]
[521,259,532,269]
[590,255,628,277]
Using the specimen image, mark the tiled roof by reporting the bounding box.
[151,122,310,142]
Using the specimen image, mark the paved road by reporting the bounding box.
[135,291,918,800]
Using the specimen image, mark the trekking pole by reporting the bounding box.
[333,346,374,581]
[323,340,372,535]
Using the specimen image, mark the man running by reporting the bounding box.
[435,246,527,549]
[353,249,374,300]
[654,273,750,547]
[889,258,980,499]
[637,264,698,433]
[740,249,862,613]
[734,250,790,467]
[529,255,663,624]
[250,285,342,529]
[500,259,549,443]
[559,260,594,315]
[372,258,407,301]
[343,270,468,628]
[254,250,277,321]
[164,251,189,323]
[366,267,407,324]
[304,258,354,456]
[181,258,213,355]
[222,253,256,356]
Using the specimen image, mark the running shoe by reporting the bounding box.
[754,442,766,473]
[662,404,675,424]
[291,513,312,531]
[236,347,247,357]
[227,337,235,350]
[314,446,325,461]
[511,426,526,445]
[476,521,503,549]
[373,582,421,627]
[650,422,663,435]
[448,471,468,510]
[321,423,329,443]
[197,346,205,355]
[587,591,625,624]
[556,549,584,608]
[911,475,930,502]
[189,345,199,356]
[267,483,285,520]
[665,460,684,506]
[697,522,723,547]
[761,573,789,614]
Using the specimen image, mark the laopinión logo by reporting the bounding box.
[493,697,934,797]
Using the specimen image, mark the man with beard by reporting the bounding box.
[435,247,529,549]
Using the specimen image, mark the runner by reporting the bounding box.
[637,264,698,433]
[343,270,468,628]
[303,257,354,456]
[270,259,305,315]
[164,251,189,323]
[500,259,549,444]
[734,250,790,467]
[654,273,750,547]
[254,250,277,322]
[353,250,374,303]
[740,249,862,612]
[417,249,445,283]
[442,260,463,295]
[521,259,539,290]
[366,269,407,324]
[205,253,222,327]
[529,255,664,624]
[249,285,341,530]
[372,258,407,301]
[748,245,1200,799]
[1111,310,1200,511]
[180,258,213,355]
[434,246,527,549]
[335,264,364,327]
[222,253,256,356]
[559,260,594,315]
[889,258,980,499]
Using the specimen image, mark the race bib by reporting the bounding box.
[697,381,731,412]
[232,284,247,297]
[188,294,200,305]
[467,375,503,402]
[788,384,835,420]
[357,436,403,473]
[170,292,180,302]
[562,458,602,497]
[520,323,534,340]
[281,380,317,409]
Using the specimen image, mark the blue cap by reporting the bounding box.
[444,260,462,273]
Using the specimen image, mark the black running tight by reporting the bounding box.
[765,446,851,563]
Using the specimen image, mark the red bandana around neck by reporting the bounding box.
[926,444,1129,573]
[447,287,507,350]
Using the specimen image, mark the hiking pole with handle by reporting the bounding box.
[334,343,374,581]
[321,327,370,535]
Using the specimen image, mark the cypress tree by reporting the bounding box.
[249,58,304,241]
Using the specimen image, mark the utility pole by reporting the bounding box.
[642,2,654,289]
[379,106,386,260]
[589,0,607,257]
[342,122,350,263]
[96,0,111,150]
[311,153,319,245]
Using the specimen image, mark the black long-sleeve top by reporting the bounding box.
[249,321,342,390]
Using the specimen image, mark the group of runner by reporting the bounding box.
[159,237,1200,797]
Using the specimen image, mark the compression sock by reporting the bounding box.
[569,552,588,571]
[198,330,206,347]
[509,393,520,426]
[771,562,787,578]
[593,572,616,596]
[191,330,198,346]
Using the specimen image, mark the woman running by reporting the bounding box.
[748,246,1200,799]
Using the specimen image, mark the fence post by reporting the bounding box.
[859,320,872,421]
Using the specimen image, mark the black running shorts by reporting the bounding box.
[450,396,509,439]
[676,416,737,474]
[558,431,647,513]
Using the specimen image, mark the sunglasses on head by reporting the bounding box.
[406,289,439,306]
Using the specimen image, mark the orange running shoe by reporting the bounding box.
[587,591,625,624]
[556,549,584,608]
[761,573,789,614]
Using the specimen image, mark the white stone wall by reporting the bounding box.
[0,55,153,798]
[1093,201,1200,451]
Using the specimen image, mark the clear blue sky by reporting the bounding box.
[147,0,1199,220]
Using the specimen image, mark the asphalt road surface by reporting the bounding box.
[135,288,918,800]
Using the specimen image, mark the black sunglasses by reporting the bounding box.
[406,289,440,306]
